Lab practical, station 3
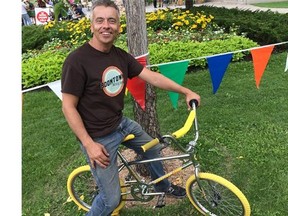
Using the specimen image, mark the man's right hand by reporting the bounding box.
[85,142,110,169]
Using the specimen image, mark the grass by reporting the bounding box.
[22,51,288,216]
[252,1,288,8]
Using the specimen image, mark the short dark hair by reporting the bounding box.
[91,0,120,14]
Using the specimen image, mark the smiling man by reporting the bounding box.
[61,0,200,215]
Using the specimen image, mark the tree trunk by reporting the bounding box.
[185,0,194,9]
[123,0,161,139]
[123,1,161,177]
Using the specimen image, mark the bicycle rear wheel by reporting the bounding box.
[186,172,251,216]
[67,165,126,215]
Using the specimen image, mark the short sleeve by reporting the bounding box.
[127,53,144,79]
[61,58,86,97]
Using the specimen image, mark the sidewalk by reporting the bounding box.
[145,2,288,14]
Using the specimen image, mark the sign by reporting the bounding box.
[35,8,50,25]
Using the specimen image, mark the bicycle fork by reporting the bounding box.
[194,165,222,209]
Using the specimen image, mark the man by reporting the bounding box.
[71,3,85,20]
[22,0,32,26]
[61,0,201,215]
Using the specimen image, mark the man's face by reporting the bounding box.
[90,6,120,46]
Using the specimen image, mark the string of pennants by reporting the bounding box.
[128,41,288,110]
[22,41,288,110]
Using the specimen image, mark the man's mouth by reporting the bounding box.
[101,32,111,36]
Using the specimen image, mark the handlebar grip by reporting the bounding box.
[141,138,160,152]
[189,99,199,108]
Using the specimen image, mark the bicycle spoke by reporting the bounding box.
[190,179,245,215]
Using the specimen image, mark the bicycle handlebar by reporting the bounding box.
[140,100,199,152]
[189,99,199,108]
[141,138,160,152]
[172,109,196,139]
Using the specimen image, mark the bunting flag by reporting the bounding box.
[158,60,189,109]
[47,80,62,100]
[207,53,233,94]
[23,42,288,100]
[285,52,288,72]
[126,54,149,111]
[251,45,275,88]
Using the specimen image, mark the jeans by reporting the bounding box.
[80,117,170,216]
[22,13,32,26]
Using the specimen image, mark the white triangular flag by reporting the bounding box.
[285,53,288,72]
[47,80,62,100]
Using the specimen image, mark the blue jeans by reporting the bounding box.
[80,117,170,216]
[22,13,32,26]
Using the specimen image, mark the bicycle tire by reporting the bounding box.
[67,165,126,215]
[186,172,251,216]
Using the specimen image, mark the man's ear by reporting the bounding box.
[90,25,93,35]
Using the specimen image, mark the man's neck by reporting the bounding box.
[89,39,113,53]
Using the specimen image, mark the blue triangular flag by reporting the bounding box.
[207,53,233,94]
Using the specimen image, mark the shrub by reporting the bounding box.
[146,8,214,31]
[22,25,51,53]
[44,18,92,47]
[148,36,258,69]
[22,49,69,89]
[191,6,288,48]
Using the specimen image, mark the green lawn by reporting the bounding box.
[252,1,288,8]
[22,51,288,215]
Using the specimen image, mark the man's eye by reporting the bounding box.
[95,18,104,23]
[108,19,116,24]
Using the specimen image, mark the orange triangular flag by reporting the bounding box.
[251,45,274,88]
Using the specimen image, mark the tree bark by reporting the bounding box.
[123,1,161,139]
[123,1,161,177]
[185,0,194,9]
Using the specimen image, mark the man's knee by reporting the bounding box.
[106,192,121,212]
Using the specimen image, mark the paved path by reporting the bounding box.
[84,2,288,18]
[145,2,288,14]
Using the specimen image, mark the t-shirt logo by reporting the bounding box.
[101,66,124,97]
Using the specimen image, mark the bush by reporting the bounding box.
[148,36,258,69]
[190,6,288,49]
[22,25,51,53]
[22,49,69,89]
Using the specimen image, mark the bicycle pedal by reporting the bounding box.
[153,194,166,209]
[153,203,165,208]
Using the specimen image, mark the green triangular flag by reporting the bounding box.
[159,60,189,109]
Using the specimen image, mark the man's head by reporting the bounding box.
[90,0,121,49]
[91,0,120,19]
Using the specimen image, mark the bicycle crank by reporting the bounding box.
[130,183,155,202]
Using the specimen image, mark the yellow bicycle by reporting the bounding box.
[67,100,251,215]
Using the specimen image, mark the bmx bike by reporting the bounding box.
[67,100,251,215]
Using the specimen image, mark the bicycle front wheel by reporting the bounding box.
[67,165,126,214]
[186,172,251,216]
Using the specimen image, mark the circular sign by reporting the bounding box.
[37,11,49,23]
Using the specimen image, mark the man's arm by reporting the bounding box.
[138,67,201,107]
[62,93,110,168]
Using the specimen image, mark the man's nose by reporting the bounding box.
[101,20,111,28]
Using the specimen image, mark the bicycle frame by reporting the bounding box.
[116,101,202,200]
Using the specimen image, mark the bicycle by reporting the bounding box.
[67,100,251,215]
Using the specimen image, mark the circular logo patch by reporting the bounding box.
[101,66,124,97]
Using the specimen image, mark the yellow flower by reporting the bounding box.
[191,24,197,29]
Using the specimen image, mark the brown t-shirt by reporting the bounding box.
[61,43,144,138]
